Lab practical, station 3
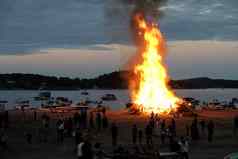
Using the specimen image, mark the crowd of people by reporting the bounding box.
[1,109,238,159]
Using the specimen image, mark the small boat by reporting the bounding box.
[0,100,7,111]
[101,94,117,101]
[81,91,89,95]
[55,97,72,107]
[15,100,31,110]
[34,91,51,101]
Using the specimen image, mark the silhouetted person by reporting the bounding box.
[34,111,37,121]
[82,139,93,159]
[89,112,94,129]
[191,117,200,140]
[207,120,214,142]
[94,142,105,159]
[102,115,108,129]
[161,119,166,131]
[233,116,238,137]
[25,132,32,144]
[57,119,64,143]
[186,124,190,137]
[161,128,166,145]
[4,111,8,128]
[102,107,106,116]
[75,128,82,147]
[0,131,7,150]
[132,124,138,144]
[145,124,153,146]
[200,120,206,135]
[111,123,118,146]
[169,137,180,152]
[74,112,80,127]
[138,129,143,144]
[178,137,189,159]
[96,112,102,131]
[171,118,176,136]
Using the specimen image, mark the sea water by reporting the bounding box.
[1,89,238,110]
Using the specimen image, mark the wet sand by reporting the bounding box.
[1,109,238,159]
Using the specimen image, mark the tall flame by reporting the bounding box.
[130,13,180,115]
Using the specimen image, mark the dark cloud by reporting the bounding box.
[0,0,237,54]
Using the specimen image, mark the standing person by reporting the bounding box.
[132,124,138,144]
[178,137,189,159]
[33,110,37,121]
[171,118,176,136]
[96,112,102,131]
[77,139,84,159]
[186,124,190,137]
[200,120,206,135]
[191,117,200,140]
[89,112,94,129]
[169,137,180,152]
[25,132,32,144]
[94,143,105,159]
[75,128,82,147]
[102,114,108,129]
[68,118,73,137]
[111,122,118,146]
[161,128,166,145]
[4,111,9,128]
[0,130,8,150]
[207,120,214,142]
[233,115,238,137]
[138,129,143,144]
[57,119,64,143]
[42,114,50,143]
[82,138,93,159]
[145,124,153,146]
[161,119,166,132]
[102,107,106,116]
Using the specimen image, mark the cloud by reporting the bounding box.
[0,0,237,55]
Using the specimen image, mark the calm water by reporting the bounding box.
[1,89,238,110]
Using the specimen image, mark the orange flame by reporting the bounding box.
[130,13,181,115]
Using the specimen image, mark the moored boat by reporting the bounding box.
[101,94,117,101]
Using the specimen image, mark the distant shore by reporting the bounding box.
[1,72,238,90]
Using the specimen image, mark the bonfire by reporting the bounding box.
[129,12,181,115]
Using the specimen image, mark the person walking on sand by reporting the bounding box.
[207,120,214,142]
[111,122,118,146]
[132,124,138,144]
